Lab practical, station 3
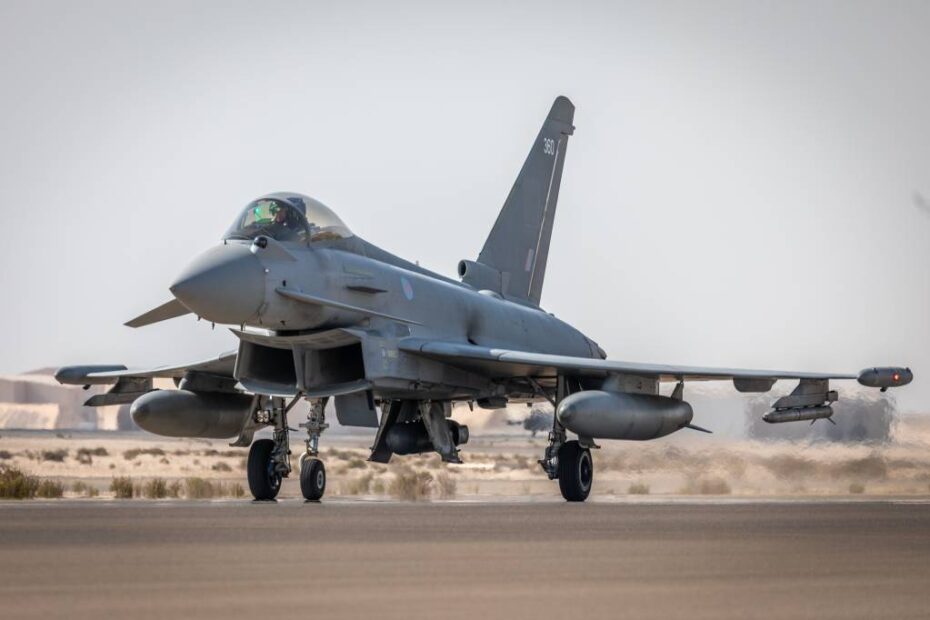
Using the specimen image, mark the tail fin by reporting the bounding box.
[473,96,575,306]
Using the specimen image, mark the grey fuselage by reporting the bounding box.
[172,233,601,403]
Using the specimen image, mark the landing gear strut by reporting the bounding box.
[298,399,328,501]
[538,376,594,502]
[247,396,293,500]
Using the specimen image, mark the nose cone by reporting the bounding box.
[170,243,265,325]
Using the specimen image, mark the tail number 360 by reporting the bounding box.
[542,137,556,156]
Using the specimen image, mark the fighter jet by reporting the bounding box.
[56,97,913,502]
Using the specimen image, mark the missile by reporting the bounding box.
[763,405,833,424]
[130,390,254,438]
[556,391,693,440]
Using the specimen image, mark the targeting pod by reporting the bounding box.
[857,367,913,391]
[385,419,469,455]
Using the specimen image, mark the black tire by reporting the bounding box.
[558,440,593,502]
[247,439,281,500]
[299,456,326,501]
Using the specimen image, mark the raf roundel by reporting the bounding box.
[401,276,414,301]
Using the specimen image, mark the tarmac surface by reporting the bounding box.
[1,499,928,619]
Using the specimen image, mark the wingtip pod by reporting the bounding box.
[857,367,913,390]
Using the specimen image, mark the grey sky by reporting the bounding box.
[1,1,928,411]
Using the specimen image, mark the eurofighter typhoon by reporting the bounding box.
[57,98,913,501]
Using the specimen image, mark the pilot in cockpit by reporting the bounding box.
[268,203,302,239]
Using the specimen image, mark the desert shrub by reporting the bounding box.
[143,478,169,499]
[436,472,457,499]
[36,479,64,498]
[75,451,93,465]
[698,477,731,495]
[0,466,39,499]
[211,462,232,472]
[77,447,108,460]
[184,477,243,498]
[346,458,367,469]
[202,449,239,457]
[123,447,166,460]
[830,454,888,480]
[344,473,373,495]
[628,482,651,495]
[389,466,433,501]
[762,454,818,479]
[110,476,135,498]
[371,479,386,494]
[0,450,13,460]
[41,449,68,462]
[71,481,99,497]
[167,481,182,498]
[849,482,866,494]
[185,477,215,499]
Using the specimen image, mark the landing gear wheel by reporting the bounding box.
[248,439,282,500]
[299,455,326,501]
[558,440,593,502]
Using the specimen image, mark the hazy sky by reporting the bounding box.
[2,1,928,411]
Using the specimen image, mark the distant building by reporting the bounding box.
[0,369,135,431]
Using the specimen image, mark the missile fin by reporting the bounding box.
[685,423,713,434]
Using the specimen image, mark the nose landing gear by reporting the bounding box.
[298,399,328,501]
[246,395,330,502]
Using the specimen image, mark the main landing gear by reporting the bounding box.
[246,396,329,502]
[538,376,594,502]
[557,440,593,502]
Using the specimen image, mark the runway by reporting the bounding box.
[1,499,928,619]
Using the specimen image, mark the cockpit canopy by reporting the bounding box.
[224,193,353,244]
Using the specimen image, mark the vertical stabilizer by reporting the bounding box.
[473,97,575,306]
